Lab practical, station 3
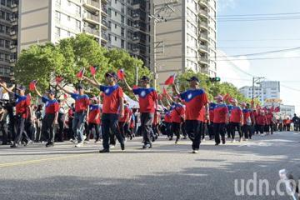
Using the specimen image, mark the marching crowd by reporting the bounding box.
[0,71,296,154]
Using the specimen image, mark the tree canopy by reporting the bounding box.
[15,34,150,95]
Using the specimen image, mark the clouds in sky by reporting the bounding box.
[217,0,237,12]
[217,50,252,87]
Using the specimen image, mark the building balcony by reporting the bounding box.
[199,10,209,19]
[10,17,18,26]
[199,21,209,30]
[83,26,100,37]
[83,13,100,24]
[11,3,18,12]
[131,13,140,21]
[101,20,108,30]
[199,33,209,42]
[101,6,108,16]
[101,32,108,43]
[199,0,209,8]
[200,57,210,65]
[132,23,140,29]
[199,45,209,53]
[131,36,140,43]
[83,0,100,11]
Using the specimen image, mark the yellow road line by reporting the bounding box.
[0,154,94,169]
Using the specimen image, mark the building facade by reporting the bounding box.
[150,0,217,86]
[0,0,18,81]
[106,0,149,65]
[18,0,108,52]
[239,81,281,105]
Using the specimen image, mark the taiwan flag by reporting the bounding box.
[90,66,97,75]
[76,69,84,79]
[117,69,125,80]
[164,74,176,85]
[55,76,63,84]
[275,107,280,113]
[29,80,37,91]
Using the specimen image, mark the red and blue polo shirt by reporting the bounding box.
[15,94,31,118]
[213,103,228,124]
[230,106,243,123]
[119,105,130,122]
[88,104,101,124]
[42,97,59,115]
[100,85,123,114]
[243,109,252,125]
[180,89,208,121]
[71,93,90,113]
[170,103,185,123]
[133,87,158,113]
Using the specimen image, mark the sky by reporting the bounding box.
[216,0,300,113]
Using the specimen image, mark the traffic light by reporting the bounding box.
[209,77,221,82]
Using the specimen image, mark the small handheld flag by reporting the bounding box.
[117,69,125,80]
[76,68,84,79]
[29,80,37,91]
[164,74,176,85]
[55,76,63,84]
[133,85,138,89]
[90,66,97,76]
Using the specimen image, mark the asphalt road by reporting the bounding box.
[0,132,299,200]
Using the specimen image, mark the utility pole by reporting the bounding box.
[149,0,177,88]
[252,77,265,104]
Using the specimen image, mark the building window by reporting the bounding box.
[76,5,81,16]
[115,36,117,41]
[115,11,117,16]
[121,16,124,24]
[1,0,5,6]
[5,40,9,48]
[55,11,61,21]
[0,39,4,47]
[55,27,61,37]
[121,40,124,48]
[115,24,117,29]
[76,20,80,30]
[0,11,5,20]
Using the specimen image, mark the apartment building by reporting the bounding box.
[18,0,108,52]
[150,0,217,86]
[0,0,18,81]
[106,0,149,65]
[239,81,281,104]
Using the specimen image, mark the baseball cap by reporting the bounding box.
[76,84,84,90]
[47,89,55,95]
[187,76,199,82]
[17,85,26,91]
[214,95,224,101]
[140,76,150,82]
[105,72,117,78]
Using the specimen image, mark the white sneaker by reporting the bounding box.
[110,145,115,149]
[75,142,83,147]
[83,135,87,141]
[232,139,236,143]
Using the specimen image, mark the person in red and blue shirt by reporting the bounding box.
[58,84,90,147]
[172,76,209,153]
[87,97,102,143]
[228,99,243,142]
[0,83,32,148]
[124,75,158,149]
[208,102,216,140]
[35,88,59,147]
[170,97,185,144]
[241,103,252,140]
[118,102,131,140]
[213,95,229,145]
[83,72,125,153]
